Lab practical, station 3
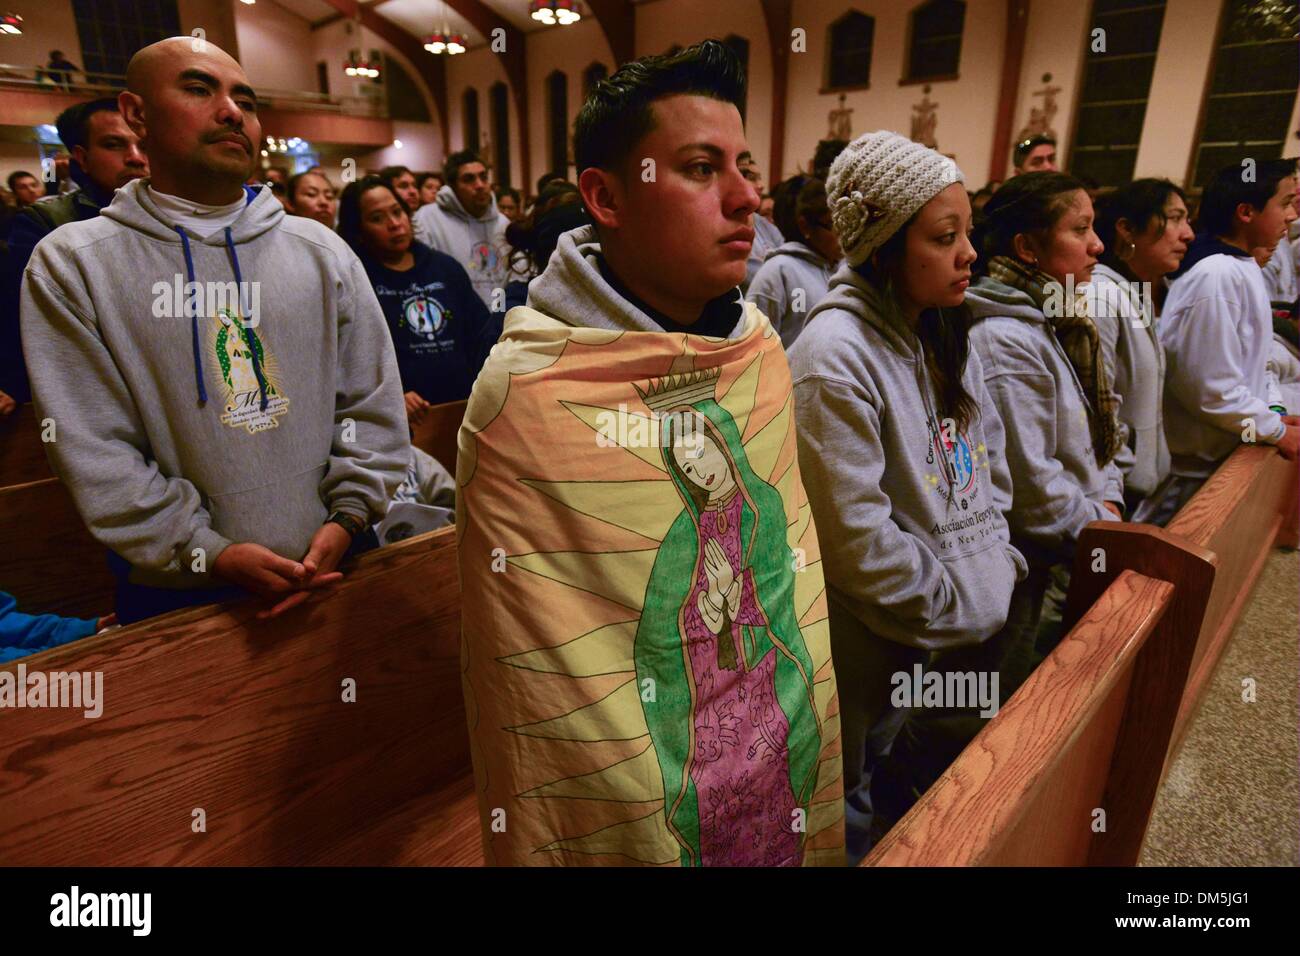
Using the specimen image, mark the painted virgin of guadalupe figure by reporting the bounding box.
[632,372,822,867]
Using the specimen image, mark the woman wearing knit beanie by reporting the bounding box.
[787,131,1027,862]
[964,172,1124,675]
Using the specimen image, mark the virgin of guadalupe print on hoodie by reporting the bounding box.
[210,308,289,433]
[456,305,844,867]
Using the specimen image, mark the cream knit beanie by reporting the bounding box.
[826,130,965,266]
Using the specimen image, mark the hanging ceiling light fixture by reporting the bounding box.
[424,2,467,56]
[0,12,23,34]
[344,49,380,79]
[530,0,581,27]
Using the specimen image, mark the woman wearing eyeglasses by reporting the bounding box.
[746,178,843,348]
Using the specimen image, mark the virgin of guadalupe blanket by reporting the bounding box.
[456,303,845,866]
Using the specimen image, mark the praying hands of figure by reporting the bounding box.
[697,538,741,634]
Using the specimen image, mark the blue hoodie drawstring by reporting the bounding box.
[174,224,269,411]
[176,228,208,405]
[224,226,269,411]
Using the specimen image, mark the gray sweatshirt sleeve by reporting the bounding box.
[981,366,1116,562]
[319,254,411,522]
[794,374,987,642]
[21,269,232,578]
[746,269,788,339]
[413,446,457,510]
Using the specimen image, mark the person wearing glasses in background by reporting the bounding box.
[1010,134,1058,177]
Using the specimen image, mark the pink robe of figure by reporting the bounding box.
[680,489,802,866]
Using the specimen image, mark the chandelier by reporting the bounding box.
[530,0,581,26]
[344,50,380,79]
[424,32,467,55]
[0,13,22,34]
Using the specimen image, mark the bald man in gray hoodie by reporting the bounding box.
[21,38,408,623]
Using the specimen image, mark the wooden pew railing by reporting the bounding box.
[866,443,1294,866]
[0,526,479,866]
[0,404,53,487]
[0,399,467,622]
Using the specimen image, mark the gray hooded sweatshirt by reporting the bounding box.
[746,241,835,350]
[20,179,409,588]
[527,224,748,338]
[788,266,1027,651]
[412,183,510,311]
[965,277,1123,567]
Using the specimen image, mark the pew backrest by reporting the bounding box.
[0,526,471,866]
[865,568,1191,866]
[0,404,53,487]
[411,399,467,475]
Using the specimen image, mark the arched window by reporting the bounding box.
[826,10,874,90]
[463,87,480,154]
[1070,0,1169,186]
[1190,0,1299,187]
[582,62,608,98]
[905,0,965,82]
[490,81,511,186]
[723,35,750,121]
[547,70,569,177]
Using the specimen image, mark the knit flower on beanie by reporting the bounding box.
[827,130,965,266]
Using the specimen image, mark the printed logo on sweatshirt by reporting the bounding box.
[467,238,505,277]
[925,416,984,508]
[401,292,449,341]
[210,309,290,434]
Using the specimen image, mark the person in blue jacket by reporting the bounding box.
[1,591,113,663]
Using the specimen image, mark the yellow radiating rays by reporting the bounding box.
[520,740,664,802]
[497,619,637,677]
[520,479,682,543]
[505,676,647,741]
[497,344,838,862]
[508,548,659,611]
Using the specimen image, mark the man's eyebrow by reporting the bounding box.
[178,68,257,101]
[676,143,725,158]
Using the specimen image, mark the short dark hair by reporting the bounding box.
[337,175,409,252]
[1094,177,1187,271]
[55,97,119,153]
[378,165,413,184]
[536,171,566,194]
[812,139,847,181]
[7,170,37,193]
[974,170,1088,272]
[771,174,810,244]
[415,171,443,190]
[496,186,521,204]
[444,150,486,186]
[573,39,747,176]
[1198,158,1297,238]
[1013,134,1056,167]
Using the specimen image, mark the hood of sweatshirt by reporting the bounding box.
[435,181,501,224]
[963,275,1050,325]
[807,263,925,358]
[1171,231,1252,279]
[762,240,827,266]
[526,224,747,337]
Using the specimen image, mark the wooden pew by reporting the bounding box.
[0,526,481,866]
[866,561,1208,866]
[0,404,53,487]
[411,399,467,474]
[0,477,114,618]
[1068,444,1298,750]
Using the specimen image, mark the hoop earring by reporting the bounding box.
[1117,238,1136,261]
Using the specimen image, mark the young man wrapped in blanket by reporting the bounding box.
[455,41,845,867]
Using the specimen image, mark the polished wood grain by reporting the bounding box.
[0,477,114,618]
[0,526,470,866]
[411,399,467,475]
[0,404,53,488]
[1163,445,1299,748]
[865,571,1176,866]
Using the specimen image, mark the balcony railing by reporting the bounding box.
[0,63,387,118]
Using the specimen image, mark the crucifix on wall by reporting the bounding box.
[1017,72,1061,142]
[828,93,854,141]
[911,84,939,149]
